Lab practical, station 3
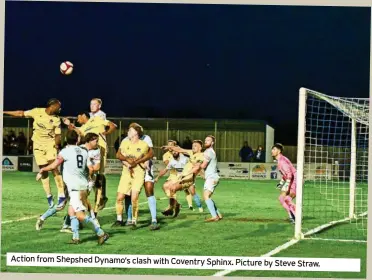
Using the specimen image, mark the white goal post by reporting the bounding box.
[295,88,369,242]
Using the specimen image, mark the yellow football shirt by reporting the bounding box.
[24,108,61,145]
[181,151,204,176]
[120,139,149,175]
[79,116,110,150]
[162,151,173,164]
[163,151,177,177]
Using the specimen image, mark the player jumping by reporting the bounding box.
[4,99,66,210]
[89,98,106,120]
[35,130,109,245]
[63,112,116,217]
[156,148,192,215]
[161,140,204,217]
[162,140,197,211]
[271,143,297,224]
[60,132,101,233]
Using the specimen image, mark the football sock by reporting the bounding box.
[84,216,104,236]
[279,195,292,217]
[115,199,124,221]
[132,199,139,222]
[70,216,80,240]
[193,194,202,208]
[41,177,52,199]
[285,196,296,216]
[125,196,132,221]
[185,191,193,207]
[205,199,217,218]
[147,196,157,222]
[40,206,57,221]
[54,175,65,199]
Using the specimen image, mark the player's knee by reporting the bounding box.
[144,183,154,196]
[203,189,212,200]
[116,195,123,202]
[188,188,195,196]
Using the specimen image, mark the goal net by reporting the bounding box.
[295,88,369,242]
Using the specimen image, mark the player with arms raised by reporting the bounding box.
[162,140,196,211]
[113,123,151,229]
[37,133,100,232]
[36,130,109,245]
[161,140,204,217]
[156,148,191,215]
[272,143,296,223]
[4,99,66,210]
[63,112,116,217]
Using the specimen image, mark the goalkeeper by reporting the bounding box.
[271,143,297,224]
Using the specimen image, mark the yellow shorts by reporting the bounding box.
[99,146,107,174]
[33,143,57,166]
[166,175,179,183]
[117,170,145,195]
[179,174,194,190]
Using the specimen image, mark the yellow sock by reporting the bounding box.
[132,199,139,222]
[54,175,65,198]
[185,193,193,207]
[41,177,51,197]
[94,188,103,212]
[116,200,124,221]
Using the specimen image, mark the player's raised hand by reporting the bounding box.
[62,118,71,126]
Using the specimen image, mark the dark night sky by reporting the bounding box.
[3,1,371,144]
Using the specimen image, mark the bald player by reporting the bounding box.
[4,99,66,210]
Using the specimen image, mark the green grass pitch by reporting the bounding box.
[0,172,367,278]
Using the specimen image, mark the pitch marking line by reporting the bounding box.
[1,197,168,225]
[212,238,300,277]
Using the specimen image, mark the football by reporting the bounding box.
[60,61,74,75]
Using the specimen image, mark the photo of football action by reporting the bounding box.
[0,0,370,279]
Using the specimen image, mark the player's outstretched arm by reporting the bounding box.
[36,157,64,180]
[155,168,168,183]
[103,121,117,136]
[161,145,191,155]
[181,163,202,180]
[3,111,25,117]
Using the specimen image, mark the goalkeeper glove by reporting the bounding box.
[276,179,285,189]
[277,179,290,192]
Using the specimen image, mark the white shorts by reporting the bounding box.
[69,190,87,213]
[203,176,220,193]
[145,164,155,183]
